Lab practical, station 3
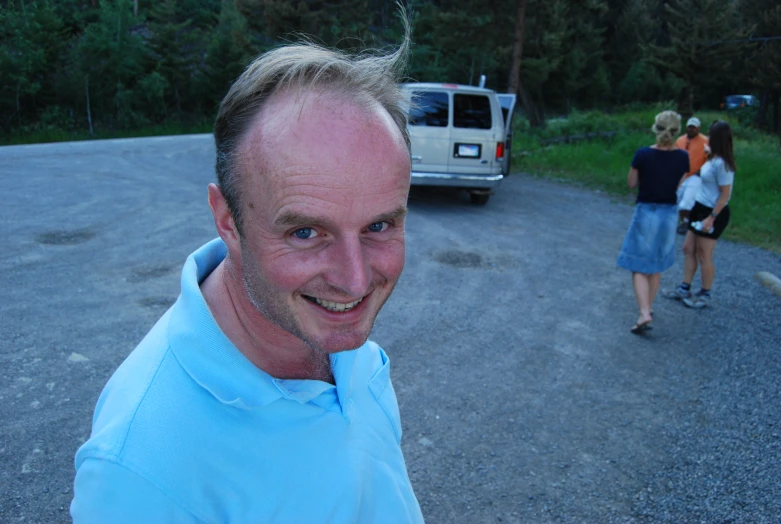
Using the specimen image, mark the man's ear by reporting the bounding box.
[208,183,241,253]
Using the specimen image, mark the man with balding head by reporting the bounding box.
[71,38,423,523]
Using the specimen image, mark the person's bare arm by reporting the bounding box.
[701,184,731,231]
[712,184,731,216]
[627,167,639,189]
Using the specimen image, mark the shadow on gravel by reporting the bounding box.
[36,228,96,245]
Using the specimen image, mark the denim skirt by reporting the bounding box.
[617,202,677,274]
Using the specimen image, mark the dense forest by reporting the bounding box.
[2,0,780,139]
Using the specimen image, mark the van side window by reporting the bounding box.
[409,91,449,127]
[453,94,492,129]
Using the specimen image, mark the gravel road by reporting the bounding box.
[1,135,779,523]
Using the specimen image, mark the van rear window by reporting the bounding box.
[409,91,448,127]
[454,94,492,129]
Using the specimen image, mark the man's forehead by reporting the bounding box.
[249,83,404,154]
[234,85,410,218]
[258,87,381,130]
[238,88,399,164]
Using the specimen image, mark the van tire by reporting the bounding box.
[469,192,490,206]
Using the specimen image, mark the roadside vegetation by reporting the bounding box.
[2,0,778,249]
[2,121,213,146]
[3,0,781,145]
[513,108,781,252]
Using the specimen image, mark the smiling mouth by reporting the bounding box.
[304,296,364,312]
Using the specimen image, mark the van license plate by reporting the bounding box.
[455,144,481,158]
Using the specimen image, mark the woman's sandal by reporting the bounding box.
[630,319,653,335]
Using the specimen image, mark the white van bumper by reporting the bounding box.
[410,171,504,189]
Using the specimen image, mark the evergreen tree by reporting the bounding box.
[611,0,672,103]
[507,0,527,96]
[406,1,450,82]
[516,0,569,126]
[202,0,256,107]
[237,0,375,50]
[427,1,503,86]
[0,1,67,131]
[740,0,781,132]
[147,0,206,118]
[67,0,148,130]
[553,0,610,109]
[2,0,777,140]
[179,0,223,29]
[647,0,753,115]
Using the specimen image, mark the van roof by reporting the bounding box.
[401,82,496,94]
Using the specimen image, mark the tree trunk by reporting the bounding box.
[521,85,545,129]
[507,0,527,95]
[133,0,138,17]
[85,75,94,136]
[677,85,693,119]
[534,85,546,128]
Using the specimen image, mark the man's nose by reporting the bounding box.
[326,236,371,297]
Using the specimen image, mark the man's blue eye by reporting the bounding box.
[293,228,317,239]
[368,222,389,233]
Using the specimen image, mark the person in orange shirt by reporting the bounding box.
[674,117,709,234]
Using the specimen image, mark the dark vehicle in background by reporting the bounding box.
[722,95,758,110]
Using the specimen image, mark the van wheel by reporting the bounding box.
[469,192,490,206]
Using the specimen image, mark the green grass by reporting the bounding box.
[729,137,781,250]
[513,109,781,252]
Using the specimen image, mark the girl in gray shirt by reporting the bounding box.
[696,156,734,208]
[664,121,736,308]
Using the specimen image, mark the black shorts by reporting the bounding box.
[689,201,730,239]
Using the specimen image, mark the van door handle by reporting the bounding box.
[411,155,422,160]
[480,160,488,164]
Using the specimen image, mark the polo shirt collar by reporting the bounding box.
[167,238,358,413]
[269,351,356,415]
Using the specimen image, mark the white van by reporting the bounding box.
[402,83,517,205]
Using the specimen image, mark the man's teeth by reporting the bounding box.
[312,297,363,312]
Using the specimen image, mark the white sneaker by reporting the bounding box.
[663,286,692,300]
[683,292,710,308]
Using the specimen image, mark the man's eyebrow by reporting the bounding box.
[274,211,322,228]
[274,206,407,228]
[373,206,408,223]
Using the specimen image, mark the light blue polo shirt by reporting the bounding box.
[71,239,423,523]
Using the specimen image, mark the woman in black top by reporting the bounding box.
[617,111,690,333]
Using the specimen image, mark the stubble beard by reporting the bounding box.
[239,242,392,356]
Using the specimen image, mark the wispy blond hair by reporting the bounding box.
[213,17,410,235]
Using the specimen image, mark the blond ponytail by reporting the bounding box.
[651,110,681,148]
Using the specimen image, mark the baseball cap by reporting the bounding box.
[686,117,701,127]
